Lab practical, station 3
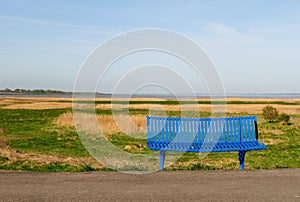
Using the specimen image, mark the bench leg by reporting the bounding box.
[160,150,165,171]
[238,151,247,170]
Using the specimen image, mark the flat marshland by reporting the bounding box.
[0,97,299,171]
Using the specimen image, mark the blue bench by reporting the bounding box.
[146,116,266,170]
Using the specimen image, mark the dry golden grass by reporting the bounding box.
[225,104,300,115]
[0,97,167,109]
[1,97,300,114]
[0,98,26,106]
[210,97,300,103]
[96,103,206,111]
[55,112,146,135]
[98,114,146,134]
[1,147,101,167]
[124,143,147,152]
[173,157,239,169]
[109,97,167,101]
[292,117,300,127]
[3,102,71,109]
[55,112,74,126]
[0,97,72,109]
[262,138,284,145]
[0,139,102,168]
[7,96,298,102]
[261,129,284,135]
[97,103,300,115]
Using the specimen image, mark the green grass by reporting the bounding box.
[0,109,89,158]
[70,100,299,105]
[0,105,299,171]
[0,160,103,172]
[166,118,300,170]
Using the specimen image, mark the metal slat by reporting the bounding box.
[171,118,174,144]
[205,118,208,143]
[154,117,157,142]
[195,119,198,144]
[192,118,195,144]
[247,117,251,141]
[197,118,201,144]
[210,119,214,143]
[238,117,242,143]
[220,118,223,143]
[215,118,219,144]
[156,117,159,143]
[176,118,179,144]
[226,118,229,143]
[159,117,162,142]
[251,116,255,141]
[147,116,150,141]
[166,118,168,143]
[187,118,190,144]
[179,118,182,144]
[201,119,205,144]
[161,117,164,143]
[233,118,236,143]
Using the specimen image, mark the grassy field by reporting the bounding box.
[0,97,299,171]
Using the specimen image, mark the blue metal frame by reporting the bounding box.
[146,116,266,170]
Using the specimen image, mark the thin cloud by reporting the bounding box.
[248,24,300,39]
[205,22,261,42]
[0,15,119,36]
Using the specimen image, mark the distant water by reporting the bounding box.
[0,94,73,98]
[221,93,300,99]
[1,93,300,99]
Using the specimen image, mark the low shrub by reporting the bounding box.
[262,105,278,122]
[278,113,290,125]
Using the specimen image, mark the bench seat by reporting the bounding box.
[147,141,266,152]
[147,116,266,170]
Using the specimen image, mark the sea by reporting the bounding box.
[0,93,300,99]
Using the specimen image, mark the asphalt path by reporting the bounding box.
[0,169,299,201]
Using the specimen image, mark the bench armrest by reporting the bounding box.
[254,121,258,140]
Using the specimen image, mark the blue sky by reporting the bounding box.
[1,0,300,94]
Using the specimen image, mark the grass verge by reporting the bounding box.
[0,99,299,171]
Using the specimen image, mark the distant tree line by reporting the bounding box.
[0,88,70,94]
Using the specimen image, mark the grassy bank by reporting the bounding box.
[0,98,299,171]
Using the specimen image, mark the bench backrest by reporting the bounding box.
[147,116,258,145]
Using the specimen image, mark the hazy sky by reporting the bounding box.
[1,0,300,94]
